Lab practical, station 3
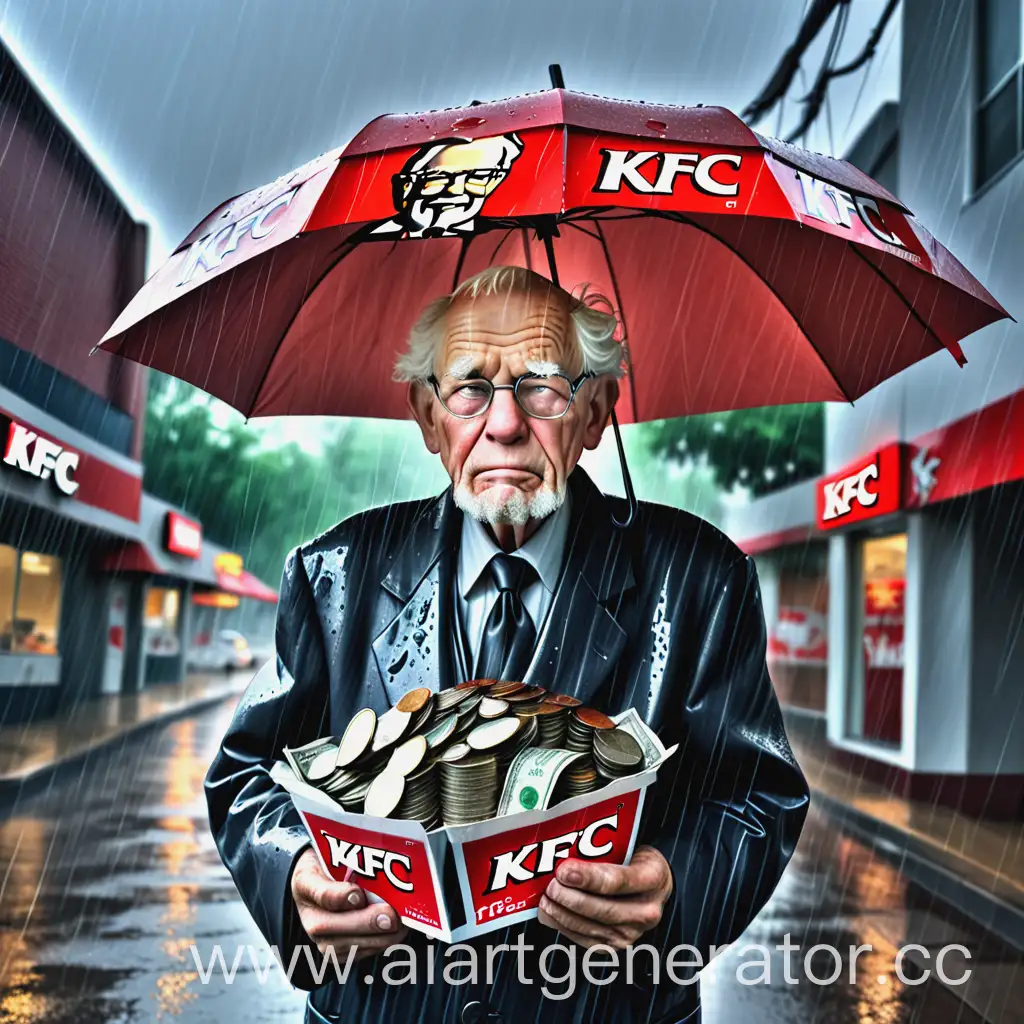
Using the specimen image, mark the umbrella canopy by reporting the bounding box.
[97,87,1011,424]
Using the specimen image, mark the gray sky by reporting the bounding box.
[0,0,900,265]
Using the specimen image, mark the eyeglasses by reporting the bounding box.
[399,167,508,198]
[427,372,594,420]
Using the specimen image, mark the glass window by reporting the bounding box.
[976,0,1023,189]
[144,587,181,656]
[0,546,17,653]
[14,553,62,654]
[847,533,906,747]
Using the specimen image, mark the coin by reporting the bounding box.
[440,741,471,763]
[594,727,644,769]
[371,706,413,752]
[364,771,405,817]
[307,745,341,782]
[424,713,458,748]
[575,707,616,730]
[440,753,498,825]
[455,692,483,717]
[504,686,547,703]
[487,680,525,697]
[436,687,477,713]
[396,687,432,714]
[467,717,521,751]
[335,708,376,768]
[456,678,493,690]
[387,734,428,777]
[544,693,582,708]
[478,697,509,719]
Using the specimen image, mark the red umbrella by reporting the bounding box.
[97,76,1010,429]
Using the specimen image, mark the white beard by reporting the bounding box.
[454,479,563,526]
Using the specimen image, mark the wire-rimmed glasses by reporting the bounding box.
[427,372,594,419]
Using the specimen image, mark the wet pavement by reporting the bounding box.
[0,698,1020,1023]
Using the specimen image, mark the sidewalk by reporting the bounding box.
[0,670,253,812]
[791,733,1024,951]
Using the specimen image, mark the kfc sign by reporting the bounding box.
[2,416,80,496]
[594,149,742,197]
[817,444,905,530]
[165,511,202,559]
[321,831,414,891]
[485,812,619,893]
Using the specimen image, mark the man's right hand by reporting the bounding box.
[291,848,408,962]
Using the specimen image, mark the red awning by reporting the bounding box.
[97,541,164,575]
[214,566,279,603]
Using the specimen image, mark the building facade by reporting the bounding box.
[0,43,276,725]
[727,0,1024,820]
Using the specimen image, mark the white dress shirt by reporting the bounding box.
[457,492,572,673]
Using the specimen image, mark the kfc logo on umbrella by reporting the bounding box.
[369,133,523,239]
[594,149,742,197]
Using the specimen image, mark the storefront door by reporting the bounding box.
[102,581,129,694]
[847,533,906,747]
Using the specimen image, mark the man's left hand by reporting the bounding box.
[537,845,673,949]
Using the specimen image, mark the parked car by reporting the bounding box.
[187,629,255,673]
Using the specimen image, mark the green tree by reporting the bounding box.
[636,404,823,496]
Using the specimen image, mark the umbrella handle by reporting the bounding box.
[609,408,637,529]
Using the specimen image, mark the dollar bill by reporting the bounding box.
[498,746,583,816]
[283,737,338,781]
[611,708,667,768]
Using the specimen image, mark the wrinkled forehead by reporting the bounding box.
[437,288,580,377]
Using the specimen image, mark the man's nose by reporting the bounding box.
[484,387,529,443]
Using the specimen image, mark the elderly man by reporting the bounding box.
[205,266,809,1024]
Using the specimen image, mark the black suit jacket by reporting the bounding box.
[204,467,809,1024]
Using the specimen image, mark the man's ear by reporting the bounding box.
[407,381,441,455]
[582,377,619,450]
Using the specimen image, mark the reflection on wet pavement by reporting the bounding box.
[0,698,1020,1022]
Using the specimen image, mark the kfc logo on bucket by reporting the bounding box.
[455,791,640,928]
[817,444,904,530]
[302,812,444,931]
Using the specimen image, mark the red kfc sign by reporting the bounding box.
[817,444,905,530]
[165,511,202,558]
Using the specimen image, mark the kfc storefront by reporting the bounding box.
[0,391,144,721]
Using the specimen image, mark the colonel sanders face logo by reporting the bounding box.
[370,133,523,238]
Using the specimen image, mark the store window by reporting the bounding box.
[766,545,829,713]
[847,533,906,747]
[975,0,1023,189]
[144,586,181,656]
[0,546,63,655]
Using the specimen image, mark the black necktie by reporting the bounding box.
[474,554,537,681]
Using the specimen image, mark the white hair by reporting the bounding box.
[393,266,626,382]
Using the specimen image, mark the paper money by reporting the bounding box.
[498,746,583,815]
[611,708,667,768]
[283,737,339,781]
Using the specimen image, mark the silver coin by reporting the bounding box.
[440,741,471,763]
[364,771,406,817]
[478,697,509,719]
[307,745,341,781]
[387,734,428,777]
[467,717,521,751]
[593,727,644,769]
[436,687,476,713]
[336,708,377,768]
[371,706,413,752]
[424,713,458,748]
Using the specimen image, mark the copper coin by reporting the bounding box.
[573,707,616,730]
[456,678,494,690]
[396,687,432,714]
[488,680,525,697]
[504,686,547,703]
[545,694,582,707]
[534,703,566,716]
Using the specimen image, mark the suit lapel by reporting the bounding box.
[371,488,462,707]
[525,469,635,707]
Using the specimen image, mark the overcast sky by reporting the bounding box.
[0,0,900,265]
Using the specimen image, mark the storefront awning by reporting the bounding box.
[97,540,165,575]
[213,565,278,603]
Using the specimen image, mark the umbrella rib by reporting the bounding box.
[656,209,856,404]
[846,244,953,360]
[245,237,359,415]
